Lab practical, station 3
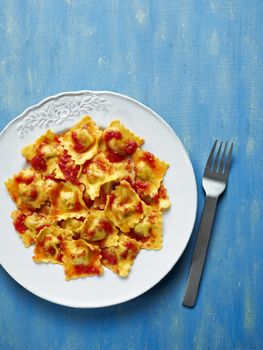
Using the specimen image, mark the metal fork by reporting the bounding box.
[183,140,233,308]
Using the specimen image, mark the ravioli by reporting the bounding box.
[11,209,52,247]
[101,234,142,277]
[126,209,163,250]
[78,153,122,200]
[60,218,84,239]
[6,115,171,280]
[77,210,119,248]
[62,239,103,279]
[105,181,147,233]
[132,149,169,197]
[139,183,171,211]
[60,116,102,165]
[5,169,49,211]
[33,226,72,264]
[22,130,61,177]
[48,181,88,220]
[100,120,144,162]
[93,182,116,210]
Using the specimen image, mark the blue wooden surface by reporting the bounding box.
[0,1,262,349]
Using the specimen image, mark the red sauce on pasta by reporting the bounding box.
[94,158,108,172]
[133,181,148,192]
[35,225,48,233]
[15,175,35,185]
[121,241,137,259]
[14,213,27,234]
[30,189,38,200]
[74,265,100,275]
[107,149,126,163]
[104,130,122,142]
[142,151,155,168]
[124,140,137,155]
[128,229,148,242]
[135,201,143,214]
[108,194,116,208]
[81,159,92,174]
[100,220,113,234]
[101,249,117,265]
[58,152,80,183]
[71,131,89,153]
[31,153,47,171]
[47,246,56,256]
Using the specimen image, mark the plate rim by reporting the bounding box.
[0,90,197,308]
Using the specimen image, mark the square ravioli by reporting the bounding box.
[99,120,144,162]
[101,234,142,277]
[105,180,147,233]
[60,116,102,165]
[5,169,49,211]
[139,183,171,211]
[48,181,88,220]
[77,210,119,248]
[59,218,85,239]
[93,182,115,210]
[33,226,72,264]
[78,153,123,200]
[62,239,103,279]
[125,209,163,250]
[132,148,169,197]
[22,130,61,175]
[11,209,52,247]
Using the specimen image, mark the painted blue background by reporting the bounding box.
[0,1,262,349]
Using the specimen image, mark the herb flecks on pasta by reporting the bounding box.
[5,116,171,279]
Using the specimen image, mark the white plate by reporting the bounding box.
[0,91,197,308]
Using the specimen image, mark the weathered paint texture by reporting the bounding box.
[0,1,262,349]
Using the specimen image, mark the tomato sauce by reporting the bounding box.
[14,213,27,234]
[108,194,116,208]
[81,159,92,174]
[71,131,88,153]
[107,149,126,163]
[47,246,56,256]
[152,185,167,202]
[128,229,148,242]
[94,158,108,172]
[133,181,148,192]
[49,183,64,207]
[35,224,48,233]
[15,175,35,185]
[121,241,137,259]
[124,140,138,155]
[57,252,63,262]
[100,220,113,234]
[44,174,56,181]
[101,249,117,265]
[31,153,47,171]
[104,130,122,142]
[135,201,143,214]
[142,151,155,168]
[73,199,83,211]
[74,264,100,275]
[58,151,80,183]
[30,189,38,200]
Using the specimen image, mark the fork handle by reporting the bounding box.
[183,195,218,307]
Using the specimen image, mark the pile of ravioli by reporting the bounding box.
[6,116,171,280]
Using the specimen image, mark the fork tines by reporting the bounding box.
[205,140,233,179]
